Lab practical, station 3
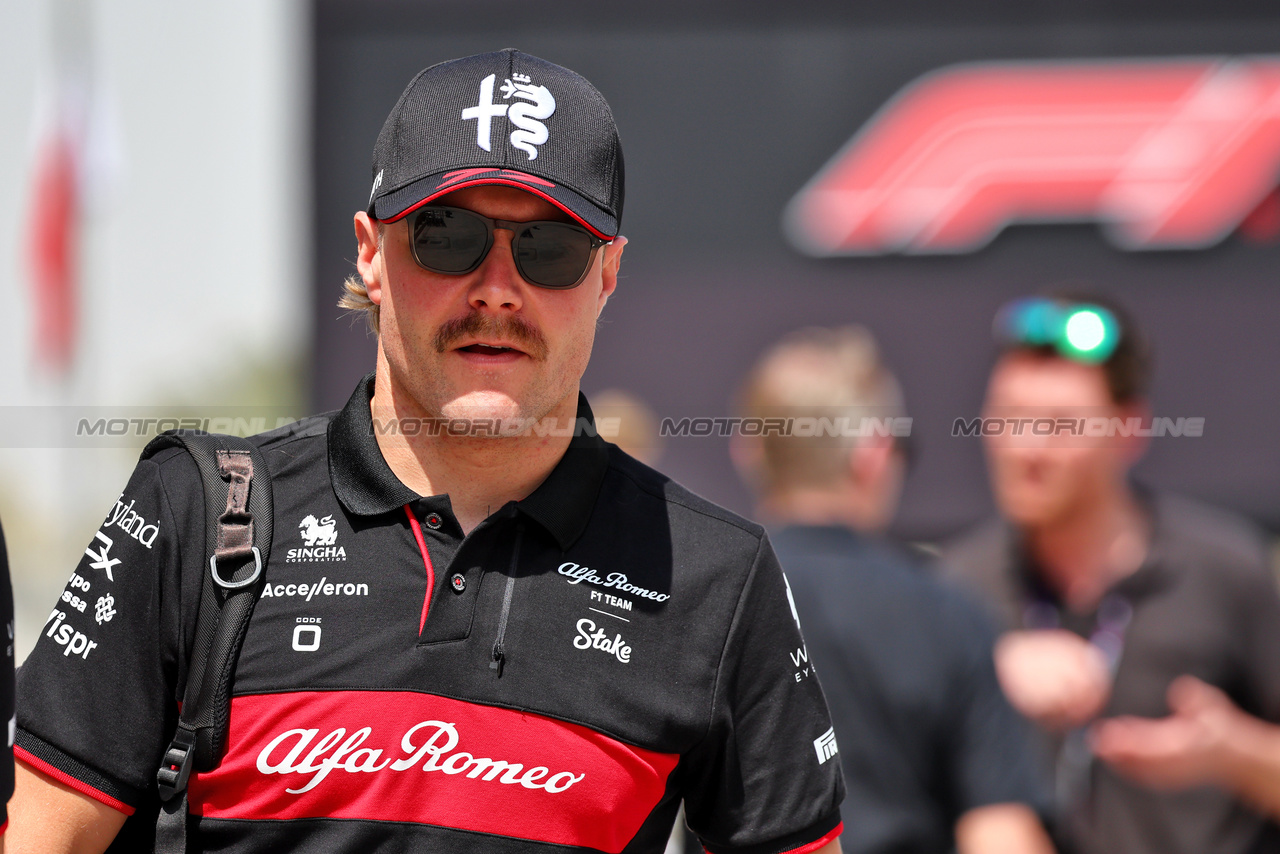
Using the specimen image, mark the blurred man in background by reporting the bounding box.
[943,295,1280,854]
[1093,673,1280,821]
[735,326,1054,854]
[588,388,663,467]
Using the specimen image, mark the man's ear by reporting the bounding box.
[849,434,895,488]
[597,235,626,315]
[354,211,384,305]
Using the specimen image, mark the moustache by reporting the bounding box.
[434,311,549,360]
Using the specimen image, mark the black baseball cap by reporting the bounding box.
[367,49,624,239]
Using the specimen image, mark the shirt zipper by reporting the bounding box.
[490,522,524,677]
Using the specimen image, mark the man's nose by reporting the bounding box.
[468,227,525,311]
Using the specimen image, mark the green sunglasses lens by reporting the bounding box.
[995,298,1120,363]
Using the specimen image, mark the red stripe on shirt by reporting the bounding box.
[781,822,844,854]
[187,691,678,852]
[701,821,844,854]
[15,746,135,815]
[403,505,435,633]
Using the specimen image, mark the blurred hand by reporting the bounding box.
[994,629,1112,731]
[954,803,1056,854]
[1091,675,1237,790]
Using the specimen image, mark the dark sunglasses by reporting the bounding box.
[407,205,608,289]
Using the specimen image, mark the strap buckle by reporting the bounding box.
[157,726,198,802]
[209,547,262,590]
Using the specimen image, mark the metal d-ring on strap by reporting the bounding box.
[145,433,274,854]
[210,548,263,589]
[208,449,259,590]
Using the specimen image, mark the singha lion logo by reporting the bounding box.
[299,514,338,547]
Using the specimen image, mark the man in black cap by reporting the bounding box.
[9,51,845,854]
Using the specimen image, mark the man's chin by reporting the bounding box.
[1000,494,1070,529]
[440,391,530,425]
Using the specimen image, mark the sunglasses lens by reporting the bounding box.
[412,208,490,273]
[994,298,1121,363]
[997,298,1059,346]
[515,223,596,288]
[1060,306,1118,363]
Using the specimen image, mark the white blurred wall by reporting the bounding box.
[0,0,309,660]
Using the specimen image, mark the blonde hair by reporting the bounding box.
[738,325,904,493]
[339,274,379,335]
[338,222,384,335]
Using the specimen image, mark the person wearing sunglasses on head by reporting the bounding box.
[8,51,845,854]
[941,294,1280,854]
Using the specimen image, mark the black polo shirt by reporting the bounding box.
[942,493,1280,854]
[0,520,13,834]
[773,524,1050,854]
[16,375,844,853]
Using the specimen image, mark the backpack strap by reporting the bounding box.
[145,431,272,853]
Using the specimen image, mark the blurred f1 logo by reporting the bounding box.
[784,58,1280,254]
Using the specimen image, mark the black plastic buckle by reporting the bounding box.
[157,726,197,802]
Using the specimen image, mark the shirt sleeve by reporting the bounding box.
[15,447,204,814]
[940,587,1053,817]
[1232,552,1280,723]
[681,533,845,854]
[0,519,14,832]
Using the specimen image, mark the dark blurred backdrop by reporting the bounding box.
[310,0,1280,540]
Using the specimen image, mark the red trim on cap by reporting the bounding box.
[0,818,7,834]
[403,505,435,634]
[381,178,615,241]
[15,746,135,815]
[438,168,556,191]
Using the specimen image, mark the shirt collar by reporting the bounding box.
[1009,483,1171,613]
[328,374,420,516]
[516,394,610,550]
[328,373,609,549]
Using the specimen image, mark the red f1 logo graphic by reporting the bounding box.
[784,58,1280,254]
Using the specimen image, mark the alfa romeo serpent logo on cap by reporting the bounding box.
[462,72,557,160]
